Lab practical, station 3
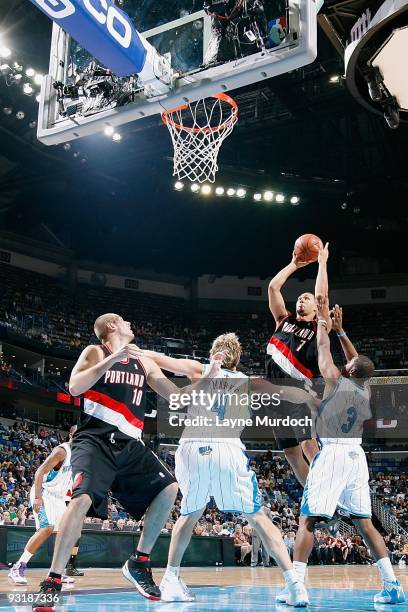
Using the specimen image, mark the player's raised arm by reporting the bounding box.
[331,304,358,362]
[32,446,67,513]
[250,377,319,412]
[131,348,203,380]
[316,296,340,384]
[315,242,332,333]
[268,252,311,323]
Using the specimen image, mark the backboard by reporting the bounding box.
[37,0,317,145]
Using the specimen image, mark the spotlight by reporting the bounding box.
[329,75,340,83]
[191,183,200,192]
[0,63,11,74]
[174,181,184,191]
[341,202,347,210]
[227,188,235,197]
[23,83,33,96]
[201,184,212,195]
[276,194,285,203]
[13,62,22,72]
[25,67,35,77]
[34,73,44,86]
[3,107,12,115]
[364,66,383,102]
[236,188,246,198]
[215,187,225,196]
[263,191,274,201]
[112,132,122,141]
[0,46,11,59]
[63,143,71,151]
[290,196,300,205]
[383,97,400,130]
[104,125,114,136]
[29,121,37,129]
[73,151,80,158]
[13,73,22,82]
[253,193,262,201]
[16,111,25,120]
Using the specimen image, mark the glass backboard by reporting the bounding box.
[37,0,317,145]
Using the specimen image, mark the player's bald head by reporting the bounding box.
[94,313,121,341]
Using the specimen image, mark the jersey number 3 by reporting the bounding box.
[341,406,357,433]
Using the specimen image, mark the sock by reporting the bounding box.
[293,561,307,583]
[133,551,150,562]
[283,569,299,586]
[48,572,62,582]
[165,565,180,578]
[377,557,397,583]
[19,550,33,565]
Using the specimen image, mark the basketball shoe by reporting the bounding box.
[8,562,27,585]
[374,580,405,604]
[122,556,161,600]
[160,573,195,602]
[276,582,309,607]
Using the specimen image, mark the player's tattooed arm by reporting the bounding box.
[130,348,203,380]
[32,446,67,513]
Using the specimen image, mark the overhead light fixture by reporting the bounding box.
[104,125,114,136]
[0,63,10,73]
[227,188,235,197]
[63,143,71,151]
[16,111,25,120]
[201,184,212,195]
[23,83,33,96]
[290,196,300,205]
[0,46,11,59]
[215,186,224,196]
[25,67,35,77]
[13,73,22,81]
[253,193,262,201]
[329,74,340,83]
[263,191,274,201]
[34,73,44,86]
[191,183,200,192]
[13,62,22,72]
[276,194,285,203]
[236,188,246,198]
[29,121,37,129]
[3,107,12,115]
[112,132,122,141]
[174,181,184,191]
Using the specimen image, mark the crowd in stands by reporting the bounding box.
[1,421,408,566]
[1,264,408,381]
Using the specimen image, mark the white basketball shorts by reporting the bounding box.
[175,441,262,515]
[30,487,67,531]
[301,443,371,519]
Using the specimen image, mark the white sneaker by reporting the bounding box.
[275,585,289,603]
[160,573,195,602]
[8,562,28,585]
[287,581,309,607]
[62,575,75,584]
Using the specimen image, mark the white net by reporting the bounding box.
[162,93,238,184]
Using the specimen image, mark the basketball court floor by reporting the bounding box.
[1,566,407,611]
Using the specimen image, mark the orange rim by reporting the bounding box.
[161,93,238,134]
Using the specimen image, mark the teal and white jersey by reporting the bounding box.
[41,442,72,497]
[181,366,250,444]
[317,376,372,446]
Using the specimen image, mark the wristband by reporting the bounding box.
[337,332,347,337]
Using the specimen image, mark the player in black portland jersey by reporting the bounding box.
[37,313,222,604]
[267,248,327,487]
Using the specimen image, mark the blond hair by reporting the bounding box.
[209,332,242,370]
[94,313,120,342]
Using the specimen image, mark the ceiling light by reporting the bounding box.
[236,188,246,198]
[191,183,200,192]
[329,75,340,83]
[263,191,274,201]
[0,47,11,59]
[201,184,212,195]
[215,187,224,196]
[34,73,44,86]
[25,67,35,77]
[174,181,184,191]
[112,132,121,142]
[16,111,25,120]
[276,194,285,203]
[104,125,114,136]
[290,196,300,205]
[3,107,12,115]
[227,188,235,196]
[253,193,262,201]
[23,83,33,95]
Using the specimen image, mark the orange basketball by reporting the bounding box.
[294,234,323,263]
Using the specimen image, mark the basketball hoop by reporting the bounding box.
[161,93,238,184]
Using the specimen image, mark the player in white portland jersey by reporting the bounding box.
[281,245,405,607]
[8,426,77,585]
[140,333,315,606]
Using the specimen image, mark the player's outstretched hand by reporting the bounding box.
[206,352,225,378]
[318,242,329,264]
[331,304,343,332]
[33,496,44,513]
[113,344,142,362]
[291,250,311,269]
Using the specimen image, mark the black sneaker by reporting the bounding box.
[33,577,62,609]
[65,563,84,576]
[122,557,161,600]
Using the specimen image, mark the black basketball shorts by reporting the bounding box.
[70,433,176,520]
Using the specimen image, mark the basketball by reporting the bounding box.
[294,234,323,263]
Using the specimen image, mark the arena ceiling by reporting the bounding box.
[0,0,407,277]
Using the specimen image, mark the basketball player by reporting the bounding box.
[36,314,223,603]
[8,427,78,585]
[138,333,315,606]
[277,248,405,606]
[267,249,326,486]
